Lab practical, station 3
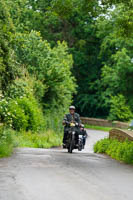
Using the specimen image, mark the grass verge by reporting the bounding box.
[94,138,133,164]
[13,130,62,149]
[0,128,62,158]
[85,124,112,132]
[0,128,14,158]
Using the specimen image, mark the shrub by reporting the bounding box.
[33,80,47,102]
[0,95,45,131]
[108,94,133,122]
[93,138,110,153]
[5,78,30,99]
[94,138,133,164]
[16,97,45,131]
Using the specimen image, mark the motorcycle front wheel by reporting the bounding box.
[68,133,75,153]
[78,139,83,151]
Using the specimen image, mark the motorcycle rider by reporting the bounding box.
[62,106,81,147]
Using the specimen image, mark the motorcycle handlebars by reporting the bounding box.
[65,121,80,127]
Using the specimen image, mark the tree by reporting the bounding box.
[0,0,20,91]
[108,94,133,122]
[96,3,133,118]
[13,31,76,111]
[101,0,133,37]
[2,0,133,120]
[7,0,104,117]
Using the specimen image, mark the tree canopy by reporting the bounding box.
[0,0,133,124]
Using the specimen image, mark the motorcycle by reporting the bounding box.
[66,122,84,153]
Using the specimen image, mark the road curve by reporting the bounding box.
[0,129,133,200]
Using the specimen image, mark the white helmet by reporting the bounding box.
[69,105,75,110]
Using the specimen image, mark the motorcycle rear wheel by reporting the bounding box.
[78,139,83,151]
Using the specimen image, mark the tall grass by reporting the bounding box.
[0,128,14,157]
[13,130,62,149]
[0,127,63,158]
[0,110,64,158]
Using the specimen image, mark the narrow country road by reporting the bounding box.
[0,130,133,200]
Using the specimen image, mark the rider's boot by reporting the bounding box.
[63,143,66,148]
[62,138,67,148]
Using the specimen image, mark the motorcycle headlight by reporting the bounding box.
[70,123,75,127]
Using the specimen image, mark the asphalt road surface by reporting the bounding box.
[0,129,133,200]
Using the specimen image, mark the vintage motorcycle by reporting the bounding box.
[66,122,84,153]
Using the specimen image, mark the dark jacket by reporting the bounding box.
[63,113,81,130]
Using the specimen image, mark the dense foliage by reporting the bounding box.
[0,0,76,129]
[0,0,20,91]
[1,0,133,120]
[94,138,133,164]
[108,95,133,121]
[0,0,133,156]
[13,31,76,111]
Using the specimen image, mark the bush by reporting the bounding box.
[16,97,45,131]
[108,94,133,122]
[5,78,31,99]
[5,77,44,101]
[94,138,133,164]
[0,96,45,131]
[93,138,111,153]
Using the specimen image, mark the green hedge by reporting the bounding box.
[94,138,133,164]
